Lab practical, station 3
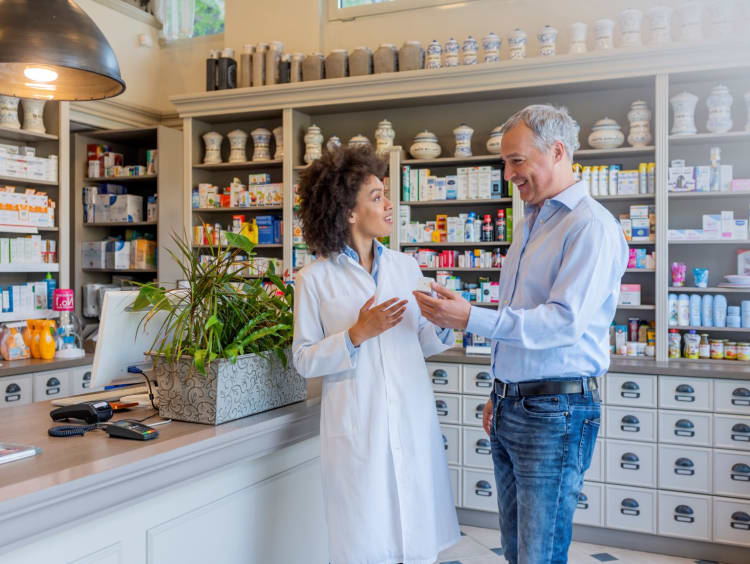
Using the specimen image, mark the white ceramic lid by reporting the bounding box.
[378,43,397,49]
[414,130,439,141]
[592,117,621,130]
[490,125,503,136]
[251,127,271,135]
[330,48,348,54]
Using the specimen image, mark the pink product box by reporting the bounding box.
[731,179,750,192]
[619,283,641,306]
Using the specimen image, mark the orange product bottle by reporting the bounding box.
[23,320,34,348]
[30,321,43,359]
[39,320,56,360]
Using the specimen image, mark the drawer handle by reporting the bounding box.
[620,452,640,470]
[674,419,695,437]
[475,372,492,387]
[731,387,750,406]
[475,405,484,419]
[731,423,750,442]
[620,498,640,516]
[620,415,640,433]
[674,457,695,476]
[432,369,449,385]
[674,504,695,523]
[442,434,448,451]
[675,384,695,402]
[4,395,20,402]
[620,381,640,399]
[731,463,750,481]
[5,383,20,394]
[45,387,61,396]
[576,492,589,510]
[475,438,491,455]
[436,400,448,417]
[475,480,493,497]
[730,511,750,530]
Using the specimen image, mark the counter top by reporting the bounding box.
[0,398,320,551]
[428,349,750,380]
[0,355,93,378]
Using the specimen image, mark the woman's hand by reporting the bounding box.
[482,398,493,436]
[349,296,408,347]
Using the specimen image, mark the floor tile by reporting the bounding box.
[591,554,618,562]
[460,525,502,549]
[438,535,493,561]
[450,555,505,564]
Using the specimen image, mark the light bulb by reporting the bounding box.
[23,66,58,83]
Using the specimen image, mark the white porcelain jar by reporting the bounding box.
[670,91,699,135]
[21,99,46,134]
[227,129,248,163]
[538,25,558,56]
[594,19,615,50]
[486,126,503,154]
[410,130,441,159]
[627,101,652,147]
[678,1,703,41]
[482,32,501,63]
[348,134,371,149]
[251,128,272,161]
[444,37,460,67]
[462,36,478,65]
[619,8,643,47]
[375,119,396,158]
[508,28,527,60]
[453,123,474,158]
[588,117,625,149]
[647,6,673,45]
[628,100,652,123]
[273,126,283,160]
[706,84,733,134]
[710,0,733,37]
[0,95,20,129]
[426,40,442,69]
[745,91,750,132]
[202,131,223,164]
[326,135,341,152]
[304,125,323,164]
[569,22,588,54]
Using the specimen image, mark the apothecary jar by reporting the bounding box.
[706,84,733,134]
[202,131,223,164]
[21,99,46,134]
[251,128,272,161]
[375,119,396,158]
[304,125,324,164]
[0,96,21,130]
[670,91,699,135]
[227,129,248,163]
[410,130,441,160]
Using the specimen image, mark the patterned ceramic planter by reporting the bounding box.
[251,128,272,161]
[647,6,672,45]
[453,123,474,157]
[538,25,558,56]
[426,40,442,69]
[594,19,615,50]
[482,33,501,63]
[304,124,323,164]
[461,36,478,66]
[152,349,306,425]
[619,8,643,47]
[706,84,733,134]
[375,119,396,158]
[670,91,699,135]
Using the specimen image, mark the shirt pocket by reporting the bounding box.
[322,372,359,438]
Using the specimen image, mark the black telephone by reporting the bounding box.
[50,401,113,424]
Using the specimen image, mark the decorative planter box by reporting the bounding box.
[152,349,306,425]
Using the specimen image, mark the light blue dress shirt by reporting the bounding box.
[466,180,629,383]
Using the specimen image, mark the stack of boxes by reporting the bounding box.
[193,175,282,209]
[83,184,146,224]
[82,237,156,270]
[667,156,743,193]
[0,144,57,182]
[619,204,655,243]
[0,186,55,227]
[87,144,157,178]
[574,161,655,196]
[0,235,56,265]
[401,165,507,201]
[668,211,749,241]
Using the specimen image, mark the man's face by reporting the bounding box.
[501,123,559,206]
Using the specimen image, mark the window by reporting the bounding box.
[193,0,225,37]
[154,0,224,41]
[329,0,479,21]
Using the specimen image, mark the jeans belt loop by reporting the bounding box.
[582,376,590,395]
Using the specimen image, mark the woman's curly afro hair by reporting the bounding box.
[297,146,387,257]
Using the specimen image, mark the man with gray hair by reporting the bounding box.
[414,104,628,563]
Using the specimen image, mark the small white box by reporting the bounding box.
[619,284,641,306]
[721,164,733,191]
[631,218,650,240]
[105,240,131,270]
[702,214,721,239]
[668,229,686,240]
[107,194,143,223]
[721,210,734,238]
[695,166,711,192]
[668,166,695,192]
[81,241,107,269]
[629,204,649,219]
[733,219,748,241]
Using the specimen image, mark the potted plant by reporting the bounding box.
[131,231,305,425]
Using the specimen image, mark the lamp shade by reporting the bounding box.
[0,0,126,101]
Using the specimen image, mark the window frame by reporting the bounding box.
[327,0,481,22]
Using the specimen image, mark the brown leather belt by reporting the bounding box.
[494,377,599,398]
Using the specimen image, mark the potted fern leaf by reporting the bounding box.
[131,231,305,425]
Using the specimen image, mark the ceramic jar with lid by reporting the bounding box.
[706,84,733,134]
[569,22,588,54]
[410,131,441,160]
[399,41,425,71]
[453,123,474,157]
[350,46,373,76]
[482,33,501,63]
[537,25,558,56]
[348,134,371,149]
[374,44,399,74]
[508,28,527,60]
[444,37,460,67]
[594,19,615,50]
[302,53,326,81]
[22,99,46,133]
[227,129,248,163]
[290,53,305,83]
[326,49,349,79]
[670,91,699,135]
[326,136,341,152]
[0,96,20,129]
[678,1,703,41]
[251,128,272,161]
[462,36,478,66]
[486,126,503,154]
[647,6,672,45]
[375,119,396,158]
[745,91,750,132]
[627,101,652,147]
[588,118,625,150]
[202,131,223,164]
[426,40,442,69]
[304,125,323,164]
[273,126,283,160]
[710,0,733,37]
[619,8,643,47]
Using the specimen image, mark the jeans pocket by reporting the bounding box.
[578,417,601,473]
[520,395,567,418]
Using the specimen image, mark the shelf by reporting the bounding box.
[0,225,57,234]
[594,194,654,201]
[84,175,157,182]
[673,326,750,333]
[0,310,59,323]
[0,125,58,143]
[472,302,497,308]
[401,155,504,166]
[669,131,750,145]
[669,239,750,245]
[617,304,655,310]
[192,206,283,213]
[669,286,750,293]
[669,191,750,199]
[628,240,655,245]
[0,263,58,273]
[193,160,283,171]
[419,267,501,272]
[82,268,157,273]
[401,198,512,206]
[611,354,655,361]
[192,244,283,249]
[625,268,655,273]
[400,241,510,248]
[669,358,750,366]
[84,221,157,227]
[576,146,655,158]
[0,175,57,187]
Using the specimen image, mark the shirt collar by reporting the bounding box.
[550,180,588,210]
[337,239,385,264]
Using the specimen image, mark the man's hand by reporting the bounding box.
[482,398,493,436]
[412,283,471,330]
[349,296,408,347]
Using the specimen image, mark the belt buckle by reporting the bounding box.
[496,381,507,398]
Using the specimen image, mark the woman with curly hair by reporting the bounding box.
[293,146,459,564]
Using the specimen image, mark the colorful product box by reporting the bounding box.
[668,166,696,192]
[731,178,750,192]
[702,214,721,239]
[130,239,156,269]
[105,240,131,270]
[619,284,641,306]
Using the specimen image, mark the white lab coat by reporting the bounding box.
[293,248,460,564]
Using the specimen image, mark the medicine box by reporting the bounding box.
[738,249,750,275]
[105,240,131,270]
[130,239,156,269]
[721,165,733,191]
[731,178,750,192]
[255,215,275,244]
[668,166,695,192]
[721,211,734,238]
[631,218,650,240]
[629,205,649,219]
[694,166,711,192]
[733,220,748,241]
[81,241,107,269]
[702,214,721,239]
[619,284,641,306]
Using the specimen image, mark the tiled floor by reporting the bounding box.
[436,526,722,564]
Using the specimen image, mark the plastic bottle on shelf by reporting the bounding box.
[495,209,506,241]
[1,286,9,313]
[689,294,702,326]
[668,328,681,358]
[45,272,56,310]
[465,214,475,242]
[677,294,690,326]
[683,330,700,359]
[701,294,713,327]
[713,294,728,327]
[481,214,494,241]
[668,293,678,326]
[473,215,481,242]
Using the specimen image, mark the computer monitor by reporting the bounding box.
[91,290,168,389]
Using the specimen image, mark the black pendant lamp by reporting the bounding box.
[0,0,126,101]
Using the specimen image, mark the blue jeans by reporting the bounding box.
[489,378,601,564]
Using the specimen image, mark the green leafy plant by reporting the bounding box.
[131,231,293,375]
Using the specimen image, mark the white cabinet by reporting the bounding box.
[586,439,605,483]
[449,466,461,507]
[658,409,712,447]
[657,491,712,541]
[462,427,493,470]
[713,449,750,499]
[605,484,656,534]
[713,496,750,547]
[434,393,461,425]
[714,379,750,415]
[606,439,657,488]
[32,369,71,401]
[658,445,712,494]
[427,362,461,394]
[573,481,605,527]
[462,468,497,513]
[461,395,487,427]
[713,414,750,452]
[69,365,95,396]
[659,376,713,412]
[462,364,494,395]
[605,373,656,408]
[0,374,33,407]
[605,406,657,442]
[440,424,461,466]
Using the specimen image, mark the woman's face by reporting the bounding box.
[349,174,393,239]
